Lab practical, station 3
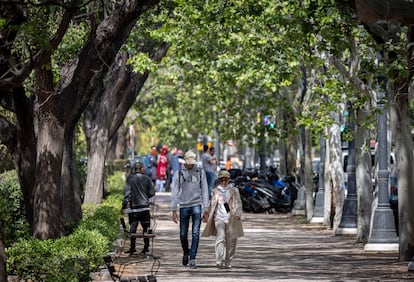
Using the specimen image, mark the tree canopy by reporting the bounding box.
[133,0,384,149]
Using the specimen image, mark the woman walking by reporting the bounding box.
[202,170,244,269]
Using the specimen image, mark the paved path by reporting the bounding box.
[93,192,413,281]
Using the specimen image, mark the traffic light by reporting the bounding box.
[197,142,203,151]
[268,116,275,129]
[263,115,269,126]
[262,115,275,130]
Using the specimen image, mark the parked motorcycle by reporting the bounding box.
[233,172,299,214]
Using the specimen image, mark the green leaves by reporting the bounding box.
[129,0,393,149]
[128,52,158,73]
[0,170,30,247]
[147,0,309,143]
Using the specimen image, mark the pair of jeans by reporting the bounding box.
[179,205,202,260]
[128,210,151,252]
[155,179,165,192]
[205,171,217,196]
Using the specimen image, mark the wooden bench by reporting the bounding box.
[119,217,158,258]
[102,202,160,281]
[120,217,156,239]
[103,255,157,282]
[119,203,159,257]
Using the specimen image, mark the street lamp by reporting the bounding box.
[336,102,357,235]
[364,79,398,251]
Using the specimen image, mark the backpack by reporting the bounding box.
[178,167,202,191]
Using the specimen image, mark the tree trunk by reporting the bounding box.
[83,45,169,205]
[390,82,414,261]
[355,102,374,243]
[32,62,66,239]
[304,126,314,220]
[108,127,128,161]
[323,129,332,227]
[107,129,121,163]
[278,138,287,175]
[285,114,299,177]
[327,119,345,230]
[9,87,37,232]
[351,0,414,24]
[33,112,65,239]
[61,133,82,224]
[83,122,109,204]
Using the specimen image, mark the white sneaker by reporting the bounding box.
[189,259,197,269]
[224,261,232,269]
[216,261,224,269]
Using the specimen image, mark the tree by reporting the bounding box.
[0,1,161,240]
[146,0,366,226]
[83,42,169,205]
[81,3,173,204]
[344,1,414,260]
[351,0,414,24]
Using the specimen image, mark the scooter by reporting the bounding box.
[234,176,273,213]
[250,174,299,213]
[233,171,300,214]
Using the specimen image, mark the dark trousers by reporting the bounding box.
[128,210,151,251]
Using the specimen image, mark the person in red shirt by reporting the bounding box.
[156,145,168,192]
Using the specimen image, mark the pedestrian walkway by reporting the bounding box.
[93,192,413,281]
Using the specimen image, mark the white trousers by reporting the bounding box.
[214,219,237,266]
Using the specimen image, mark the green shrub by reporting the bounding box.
[52,228,109,281]
[7,229,109,282]
[6,238,56,281]
[6,169,125,281]
[0,170,30,247]
[105,171,125,208]
[79,205,119,245]
[107,170,126,195]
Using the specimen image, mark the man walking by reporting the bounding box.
[171,150,209,269]
[122,161,156,256]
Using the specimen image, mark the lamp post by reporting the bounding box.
[336,102,357,235]
[365,79,398,251]
[258,114,268,177]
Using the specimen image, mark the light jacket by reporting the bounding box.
[202,183,244,239]
[171,165,209,212]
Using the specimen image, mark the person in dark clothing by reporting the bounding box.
[122,161,156,256]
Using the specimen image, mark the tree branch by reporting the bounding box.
[0,0,80,90]
[329,55,374,100]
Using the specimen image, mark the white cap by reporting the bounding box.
[184,150,197,165]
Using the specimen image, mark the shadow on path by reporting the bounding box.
[93,193,413,282]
